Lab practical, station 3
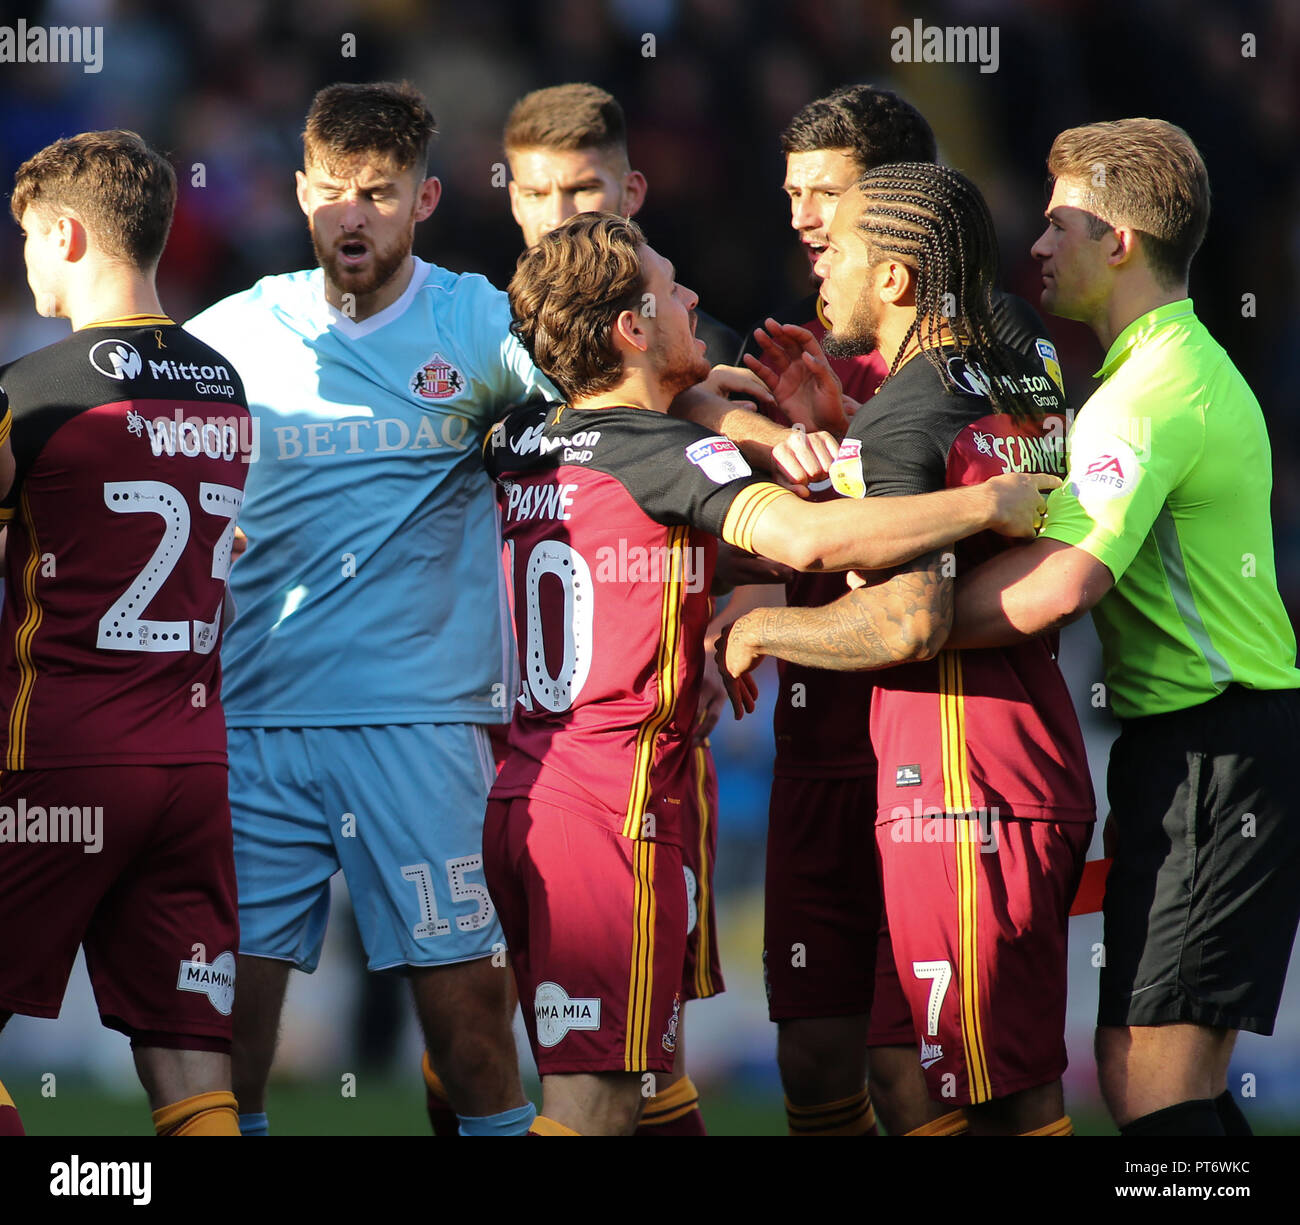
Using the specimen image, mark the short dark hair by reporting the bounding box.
[1047,118,1210,287]
[11,129,176,268]
[781,85,937,172]
[303,81,437,176]
[508,212,646,402]
[504,83,628,161]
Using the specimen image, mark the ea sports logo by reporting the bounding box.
[1085,455,1125,479]
[1070,436,1138,505]
[89,338,142,381]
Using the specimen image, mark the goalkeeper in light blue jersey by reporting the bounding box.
[186,81,554,1139]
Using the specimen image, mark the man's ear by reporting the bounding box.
[614,305,651,355]
[295,170,310,218]
[621,170,648,219]
[507,179,525,229]
[1106,224,1139,270]
[414,175,442,223]
[879,259,914,307]
[56,214,87,262]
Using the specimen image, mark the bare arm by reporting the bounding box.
[717,552,952,710]
[671,381,806,468]
[740,475,1058,574]
[946,536,1114,649]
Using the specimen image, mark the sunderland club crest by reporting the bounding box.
[410,352,464,400]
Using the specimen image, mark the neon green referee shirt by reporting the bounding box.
[1041,298,1300,719]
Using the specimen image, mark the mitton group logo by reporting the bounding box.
[88,339,142,381]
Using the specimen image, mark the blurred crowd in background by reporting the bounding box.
[1,0,1297,1124]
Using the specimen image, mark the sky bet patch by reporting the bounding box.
[686,435,751,484]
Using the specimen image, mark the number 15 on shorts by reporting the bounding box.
[401,855,495,938]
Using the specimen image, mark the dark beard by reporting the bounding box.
[822,323,875,359]
[312,220,414,305]
[822,292,878,358]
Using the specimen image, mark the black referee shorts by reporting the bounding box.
[1098,684,1300,1035]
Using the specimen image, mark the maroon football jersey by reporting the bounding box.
[833,342,1094,823]
[0,317,250,767]
[483,400,784,847]
[742,292,1060,778]
[743,296,886,778]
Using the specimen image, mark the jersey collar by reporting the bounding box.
[318,256,431,339]
[80,313,174,329]
[1096,297,1196,380]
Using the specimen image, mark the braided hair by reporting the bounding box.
[852,163,1039,420]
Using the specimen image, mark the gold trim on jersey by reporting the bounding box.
[0,508,13,524]
[79,314,175,329]
[0,408,11,448]
[692,744,715,998]
[939,651,972,813]
[957,821,993,1103]
[7,491,44,769]
[941,651,992,1102]
[624,838,657,1071]
[720,482,787,553]
[622,526,688,841]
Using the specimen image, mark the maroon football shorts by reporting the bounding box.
[876,814,1091,1105]
[0,764,238,1049]
[484,794,687,1077]
[763,773,880,1021]
[680,743,723,1001]
[486,721,511,775]
[866,910,916,1047]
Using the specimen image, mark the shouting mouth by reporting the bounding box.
[337,239,370,268]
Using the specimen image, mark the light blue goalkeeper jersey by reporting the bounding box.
[186,257,554,727]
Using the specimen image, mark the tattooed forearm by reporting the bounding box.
[742,551,954,671]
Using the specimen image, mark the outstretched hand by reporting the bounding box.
[744,319,849,434]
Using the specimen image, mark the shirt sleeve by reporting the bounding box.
[1039,373,1205,580]
[834,385,950,499]
[465,278,559,429]
[615,419,785,545]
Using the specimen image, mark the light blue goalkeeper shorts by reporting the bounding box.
[229,724,503,972]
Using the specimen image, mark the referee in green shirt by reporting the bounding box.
[949,118,1300,1137]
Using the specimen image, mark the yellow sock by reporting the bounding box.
[906,1108,969,1136]
[529,1114,580,1136]
[0,1075,24,1136]
[785,1088,878,1136]
[1021,1114,1073,1136]
[152,1090,240,1136]
[640,1074,701,1127]
[421,1050,448,1099]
